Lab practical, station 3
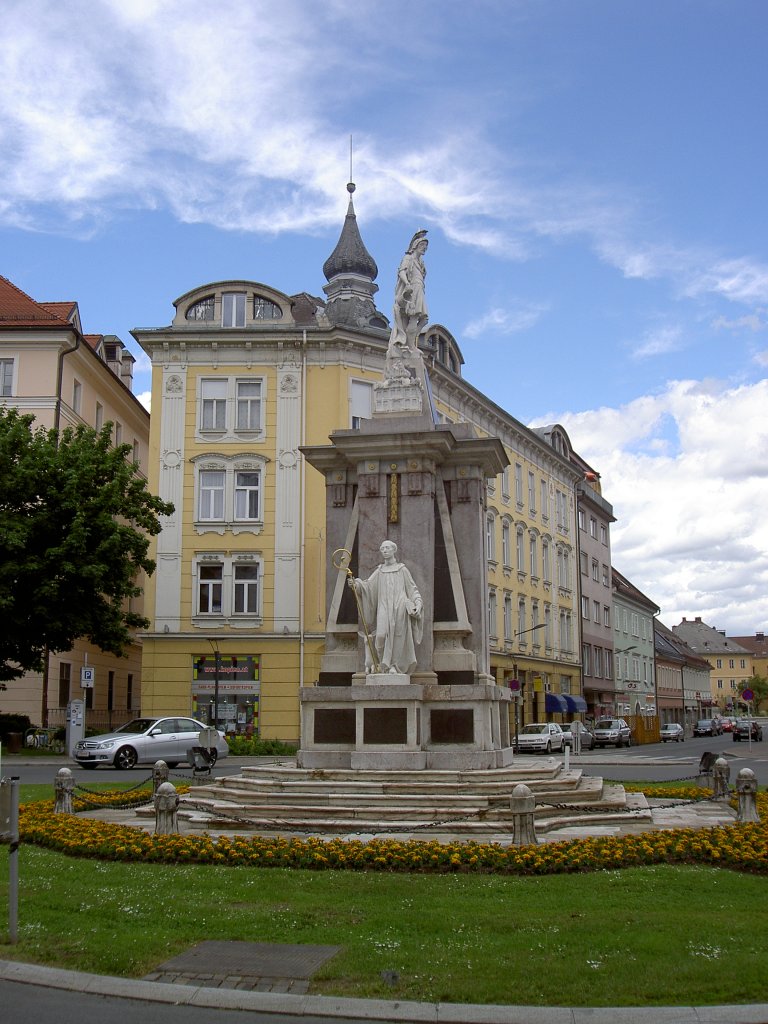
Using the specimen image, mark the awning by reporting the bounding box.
[563,694,588,713]
[545,692,569,713]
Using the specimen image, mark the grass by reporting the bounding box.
[1,783,767,1007]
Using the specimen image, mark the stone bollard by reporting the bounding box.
[152,760,170,793]
[510,783,538,846]
[54,767,75,814]
[736,768,760,823]
[712,757,730,801]
[154,781,180,834]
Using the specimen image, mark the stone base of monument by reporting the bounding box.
[296,682,513,772]
[164,763,652,838]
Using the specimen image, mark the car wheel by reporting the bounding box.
[626,736,632,747]
[114,745,138,770]
[208,749,218,766]
[545,741,552,754]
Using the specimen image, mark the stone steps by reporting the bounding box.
[154,763,649,837]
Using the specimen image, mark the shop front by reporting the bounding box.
[192,655,261,736]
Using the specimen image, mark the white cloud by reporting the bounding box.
[712,313,767,333]
[463,303,547,339]
[631,325,684,360]
[531,378,768,632]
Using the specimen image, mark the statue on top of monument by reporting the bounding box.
[348,540,424,675]
[387,229,429,354]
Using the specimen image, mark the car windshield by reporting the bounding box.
[697,720,712,727]
[521,725,548,735]
[596,720,619,729]
[115,718,159,735]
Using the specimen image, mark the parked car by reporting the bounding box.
[516,722,565,754]
[73,717,229,769]
[732,719,763,742]
[659,722,685,743]
[592,717,632,748]
[693,718,721,737]
[559,722,595,750]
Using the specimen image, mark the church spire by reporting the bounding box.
[323,182,378,282]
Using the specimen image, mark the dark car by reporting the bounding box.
[693,718,721,737]
[732,719,763,742]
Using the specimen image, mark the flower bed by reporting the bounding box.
[18,785,768,875]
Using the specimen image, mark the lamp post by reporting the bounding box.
[208,639,221,731]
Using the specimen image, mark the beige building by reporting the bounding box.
[673,617,753,714]
[134,189,590,742]
[0,275,150,731]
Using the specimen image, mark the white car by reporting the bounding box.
[516,722,565,754]
[73,716,229,770]
[660,722,685,743]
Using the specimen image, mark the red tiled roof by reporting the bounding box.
[0,275,73,328]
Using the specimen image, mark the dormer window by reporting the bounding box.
[186,296,215,321]
[222,292,246,328]
[254,296,282,320]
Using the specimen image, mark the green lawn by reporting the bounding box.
[1,789,767,1007]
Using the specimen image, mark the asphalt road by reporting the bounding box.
[4,729,767,786]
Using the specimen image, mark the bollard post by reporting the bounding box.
[1,777,19,944]
[154,781,179,834]
[54,767,75,814]
[736,768,760,823]
[712,757,730,801]
[152,760,170,793]
[509,783,538,846]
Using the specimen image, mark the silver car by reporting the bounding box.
[592,717,632,748]
[516,722,565,754]
[73,717,229,770]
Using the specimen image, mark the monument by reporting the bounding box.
[298,230,515,770]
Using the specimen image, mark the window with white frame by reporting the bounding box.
[487,589,498,638]
[234,563,260,614]
[578,508,586,531]
[236,381,262,431]
[201,379,227,431]
[486,513,496,561]
[72,379,82,415]
[95,402,103,431]
[592,559,599,582]
[222,291,246,327]
[194,554,263,621]
[517,597,527,638]
[0,358,14,397]
[528,471,536,512]
[600,523,608,545]
[593,599,601,622]
[590,516,598,538]
[580,550,588,575]
[602,563,610,587]
[114,421,122,445]
[194,456,266,532]
[350,379,373,429]
[540,479,549,520]
[198,562,223,614]
[542,537,551,582]
[603,605,611,627]
[559,610,572,653]
[501,520,511,566]
[583,644,591,675]
[514,463,523,505]
[199,376,265,438]
[516,526,525,571]
[544,604,552,647]
[557,546,570,590]
[501,465,510,500]
[503,592,513,640]
[594,647,603,677]
[581,595,590,619]
[529,533,538,578]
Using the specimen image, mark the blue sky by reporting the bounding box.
[2,0,767,635]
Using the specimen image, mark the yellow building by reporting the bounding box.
[673,617,753,713]
[0,275,149,731]
[134,189,583,742]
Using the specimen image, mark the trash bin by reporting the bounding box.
[4,733,22,754]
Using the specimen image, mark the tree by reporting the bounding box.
[739,673,768,715]
[0,408,173,682]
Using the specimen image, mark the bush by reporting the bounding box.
[0,712,33,742]
[225,735,297,757]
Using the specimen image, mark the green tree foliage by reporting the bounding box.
[0,408,173,681]
[740,673,768,714]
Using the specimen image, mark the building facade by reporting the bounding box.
[673,617,753,714]
[611,567,659,724]
[0,275,149,729]
[654,620,711,733]
[134,188,601,740]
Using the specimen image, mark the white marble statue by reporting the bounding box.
[349,540,424,675]
[388,230,428,353]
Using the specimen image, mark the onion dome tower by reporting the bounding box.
[322,182,388,330]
